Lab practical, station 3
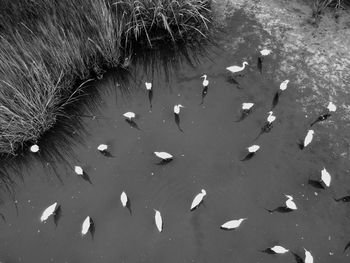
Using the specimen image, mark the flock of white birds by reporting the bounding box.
[31,48,347,263]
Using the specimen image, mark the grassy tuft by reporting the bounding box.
[311,0,350,18]
[0,0,211,155]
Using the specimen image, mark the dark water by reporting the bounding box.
[1,11,350,263]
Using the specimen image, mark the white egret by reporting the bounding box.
[267,111,276,124]
[285,195,297,210]
[190,189,207,211]
[242,103,254,110]
[280,80,290,91]
[236,103,254,122]
[321,168,331,187]
[154,209,163,232]
[74,166,83,175]
[242,145,260,161]
[154,151,173,161]
[174,104,185,115]
[220,218,247,230]
[327,102,336,112]
[311,101,336,126]
[81,216,93,236]
[263,245,289,254]
[30,144,39,153]
[272,80,289,108]
[145,82,152,90]
[299,130,314,149]
[123,112,136,120]
[120,191,128,207]
[226,62,248,74]
[256,111,276,140]
[97,144,108,152]
[304,248,314,263]
[201,75,209,87]
[40,202,58,222]
[260,49,272,56]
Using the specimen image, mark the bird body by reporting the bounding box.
[226,62,248,74]
[97,144,108,152]
[30,144,39,153]
[302,130,314,149]
[248,145,260,153]
[321,168,331,187]
[40,202,58,222]
[154,151,173,160]
[242,103,254,110]
[260,49,272,56]
[280,80,290,91]
[327,102,336,112]
[123,112,136,120]
[201,75,209,87]
[120,191,128,207]
[74,166,83,175]
[81,216,92,236]
[154,209,162,232]
[145,82,152,90]
[174,104,184,114]
[191,189,207,211]
[304,248,313,263]
[220,218,247,230]
[271,245,289,254]
[285,195,297,210]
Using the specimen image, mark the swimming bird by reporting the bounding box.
[30,144,39,153]
[226,62,249,75]
[174,104,185,132]
[310,101,337,127]
[266,195,297,213]
[304,248,313,263]
[308,167,331,189]
[154,151,173,164]
[40,202,59,222]
[200,75,209,105]
[123,112,135,120]
[241,145,260,161]
[272,80,289,109]
[334,195,350,202]
[235,103,254,122]
[285,195,297,210]
[255,111,276,140]
[262,245,289,254]
[154,209,163,232]
[298,130,314,150]
[74,166,92,184]
[258,49,272,74]
[120,191,131,214]
[81,216,94,237]
[145,82,153,108]
[97,144,112,157]
[190,189,207,211]
[220,218,247,230]
[123,112,141,130]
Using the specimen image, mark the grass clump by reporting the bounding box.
[311,0,350,18]
[0,0,211,155]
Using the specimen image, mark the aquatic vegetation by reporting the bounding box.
[0,0,211,155]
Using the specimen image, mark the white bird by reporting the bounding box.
[74,166,84,175]
[120,191,128,207]
[321,168,331,187]
[97,144,108,152]
[279,80,290,91]
[123,112,136,120]
[81,216,92,236]
[40,202,58,222]
[154,151,173,161]
[220,218,247,230]
[242,103,254,110]
[304,248,314,263]
[260,49,272,56]
[201,75,209,87]
[267,111,276,124]
[30,144,39,153]
[174,104,185,115]
[226,62,248,74]
[190,189,207,211]
[154,209,163,232]
[145,82,152,90]
[327,102,336,112]
[302,129,314,149]
[271,245,289,254]
[248,145,260,153]
[285,195,297,210]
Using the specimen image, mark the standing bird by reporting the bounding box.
[255,111,276,140]
[145,82,153,108]
[120,191,131,214]
[262,245,289,254]
[74,166,92,184]
[272,80,289,109]
[40,202,59,222]
[154,151,173,164]
[97,144,112,157]
[310,101,337,127]
[81,216,95,238]
[266,195,297,213]
[220,218,247,230]
[154,209,163,232]
[298,130,314,150]
[235,103,254,122]
[30,144,39,153]
[226,62,249,76]
[308,167,331,189]
[241,145,260,161]
[123,112,141,130]
[200,75,209,105]
[190,189,207,211]
[304,248,313,263]
[258,49,272,74]
[174,104,185,132]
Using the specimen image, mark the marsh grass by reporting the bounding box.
[311,0,350,18]
[0,0,211,155]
